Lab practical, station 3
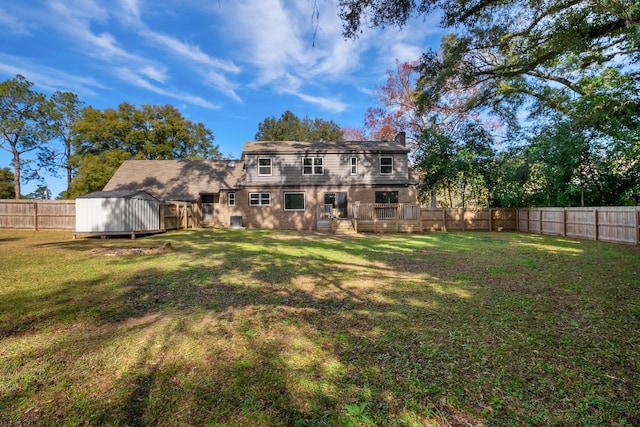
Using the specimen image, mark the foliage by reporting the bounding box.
[70,103,221,197]
[24,185,51,200]
[255,110,344,141]
[416,121,495,207]
[364,60,428,142]
[47,91,84,198]
[0,167,15,199]
[0,75,52,199]
[1,229,639,426]
[342,126,368,141]
[340,1,640,207]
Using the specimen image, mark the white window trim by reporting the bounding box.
[302,157,324,175]
[249,192,271,206]
[283,192,306,211]
[258,157,272,176]
[350,157,358,175]
[380,156,394,175]
[228,192,236,206]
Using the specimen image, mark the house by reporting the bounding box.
[103,137,419,231]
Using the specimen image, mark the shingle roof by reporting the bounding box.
[242,140,410,156]
[102,160,244,201]
[77,190,158,200]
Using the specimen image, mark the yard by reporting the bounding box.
[0,229,639,426]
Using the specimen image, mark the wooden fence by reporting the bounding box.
[517,207,640,245]
[0,200,76,230]
[161,202,195,231]
[421,208,518,232]
[1,199,638,244]
[0,199,195,232]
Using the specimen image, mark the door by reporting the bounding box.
[201,194,218,222]
[324,192,348,218]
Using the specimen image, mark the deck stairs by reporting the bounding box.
[331,219,357,235]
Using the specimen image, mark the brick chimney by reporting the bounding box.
[394,131,406,146]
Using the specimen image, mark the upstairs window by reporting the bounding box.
[350,157,358,175]
[258,158,272,176]
[380,156,393,174]
[303,157,323,175]
[228,192,236,206]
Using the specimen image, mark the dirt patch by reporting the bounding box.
[90,242,173,256]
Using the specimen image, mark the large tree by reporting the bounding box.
[70,103,222,197]
[0,75,52,199]
[339,0,640,121]
[47,91,84,198]
[255,110,344,141]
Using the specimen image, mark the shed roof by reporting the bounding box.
[77,190,158,200]
[103,160,244,202]
[242,140,410,156]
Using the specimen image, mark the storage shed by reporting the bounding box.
[76,190,161,235]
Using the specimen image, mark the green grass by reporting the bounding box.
[1,229,639,426]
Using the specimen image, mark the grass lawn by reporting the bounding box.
[1,229,639,426]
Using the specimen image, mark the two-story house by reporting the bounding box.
[103,137,419,231]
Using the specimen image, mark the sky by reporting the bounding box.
[0,0,444,198]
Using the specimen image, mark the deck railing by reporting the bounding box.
[354,203,421,221]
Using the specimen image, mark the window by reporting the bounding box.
[375,191,399,204]
[380,157,393,174]
[258,158,272,176]
[228,192,236,206]
[303,157,323,175]
[284,192,305,211]
[350,157,358,175]
[249,192,271,206]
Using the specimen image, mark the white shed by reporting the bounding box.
[76,190,161,234]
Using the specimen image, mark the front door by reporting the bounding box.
[324,192,348,218]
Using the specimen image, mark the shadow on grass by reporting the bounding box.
[1,229,639,426]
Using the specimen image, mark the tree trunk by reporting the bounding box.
[12,149,20,199]
[430,187,437,208]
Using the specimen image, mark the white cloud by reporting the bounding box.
[0,9,31,35]
[0,53,106,96]
[140,29,242,102]
[114,67,221,110]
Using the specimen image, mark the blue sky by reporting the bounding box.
[0,0,444,197]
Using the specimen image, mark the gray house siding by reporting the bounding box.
[244,152,409,186]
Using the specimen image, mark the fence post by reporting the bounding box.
[33,201,38,231]
[562,209,567,237]
[462,209,466,231]
[636,209,639,245]
[442,209,447,231]
[539,209,543,234]
[160,203,165,230]
[489,208,493,232]
[594,209,599,241]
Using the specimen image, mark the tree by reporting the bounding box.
[339,0,640,122]
[0,75,52,199]
[416,121,495,208]
[255,110,344,141]
[48,91,84,198]
[364,60,429,142]
[0,167,15,199]
[70,103,222,197]
[342,126,368,141]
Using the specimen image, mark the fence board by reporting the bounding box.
[0,200,75,230]
[516,207,640,245]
